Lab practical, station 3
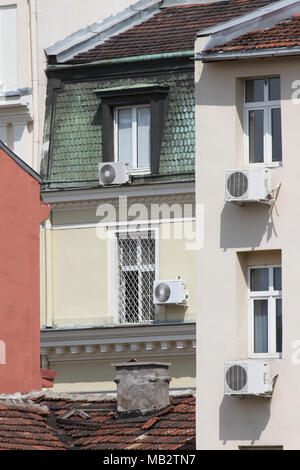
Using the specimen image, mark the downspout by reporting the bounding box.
[28,0,39,171]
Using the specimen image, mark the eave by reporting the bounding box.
[196,46,300,61]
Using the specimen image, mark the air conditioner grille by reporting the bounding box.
[226,364,247,391]
[154,282,171,303]
[227,171,248,198]
[100,164,116,185]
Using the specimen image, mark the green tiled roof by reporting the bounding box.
[42,70,195,189]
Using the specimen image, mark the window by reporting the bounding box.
[96,84,169,175]
[0,5,17,91]
[245,77,282,165]
[114,105,150,173]
[117,230,157,324]
[248,266,282,357]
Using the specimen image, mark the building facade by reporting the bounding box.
[0,140,50,393]
[39,0,205,392]
[196,0,300,450]
[0,0,136,169]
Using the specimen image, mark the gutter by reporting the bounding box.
[46,50,194,71]
[195,47,300,61]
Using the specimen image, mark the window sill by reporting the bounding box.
[129,168,151,177]
[248,162,282,169]
[248,354,282,360]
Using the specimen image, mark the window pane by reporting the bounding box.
[137,107,150,169]
[250,268,269,291]
[245,79,264,102]
[269,77,280,101]
[254,299,268,353]
[276,298,282,353]
[141,271,156,322]
[273,267,282,291]
[141,235,155,265]
[271,108,282,162]
[249,109,264,163]
[118,108,132,164]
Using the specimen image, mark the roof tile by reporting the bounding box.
[67,0,279,64]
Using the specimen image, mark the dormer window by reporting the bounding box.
[96,83,169,176]
[245,77,282,165]
[114,105,150,174]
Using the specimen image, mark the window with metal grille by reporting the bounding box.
[117,231,156,324]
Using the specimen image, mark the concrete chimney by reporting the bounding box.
[113,361,171,414]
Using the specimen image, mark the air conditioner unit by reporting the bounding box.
[153,280,188,305]
[225,167,271,203]
[99,162,130,186]
[224,361,273,397]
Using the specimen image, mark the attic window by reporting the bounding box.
[114,105,150,174]
[95,84,169,176]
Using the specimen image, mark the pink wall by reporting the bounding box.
[0,147,50,393]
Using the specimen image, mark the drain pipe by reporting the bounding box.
[28,0,39,171]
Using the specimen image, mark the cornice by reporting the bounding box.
[41,322,196,362]
[41,181,195,210]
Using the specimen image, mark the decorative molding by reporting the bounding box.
[41,322,196,363]
[50,194,195,211]
[41,182,195,210]
[0,93,32,120]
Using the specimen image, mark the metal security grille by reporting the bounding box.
[117,231,156,324]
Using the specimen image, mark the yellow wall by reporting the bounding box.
[49,356,196,392]
[41,212,196,327]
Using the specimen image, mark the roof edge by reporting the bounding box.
[198,0,300,52]
[46,50,194,71]
[196,45,300,60]
[0,140,42,183]
[45,0,163,64]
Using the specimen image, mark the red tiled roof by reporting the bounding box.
[0,401,67,450]
[0,392,195,450]
[66,0,279,64]
[206,15,300,53]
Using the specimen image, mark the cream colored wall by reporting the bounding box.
[49,356,196,392]
[196,40,300,449]
[41,212,196,327]
[0,0,31,89]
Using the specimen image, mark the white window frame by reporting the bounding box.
[108,224,159,325]
[114,105,151,175]
[248,265,282,359]
[244,77,281,167]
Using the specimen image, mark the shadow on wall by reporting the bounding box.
[219,396,271,443]
[220,202,278,250]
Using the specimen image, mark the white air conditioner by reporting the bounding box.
[225,167,271,203]
[224,361,273,397]
[153,280,188,305]
[99,162,130,186]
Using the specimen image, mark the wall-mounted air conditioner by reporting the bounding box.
[225,167,272,203]
[153,280,188,305]
[99,162,130,186]
[224,361,273,397]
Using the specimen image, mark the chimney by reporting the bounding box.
[113,360,171,415]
